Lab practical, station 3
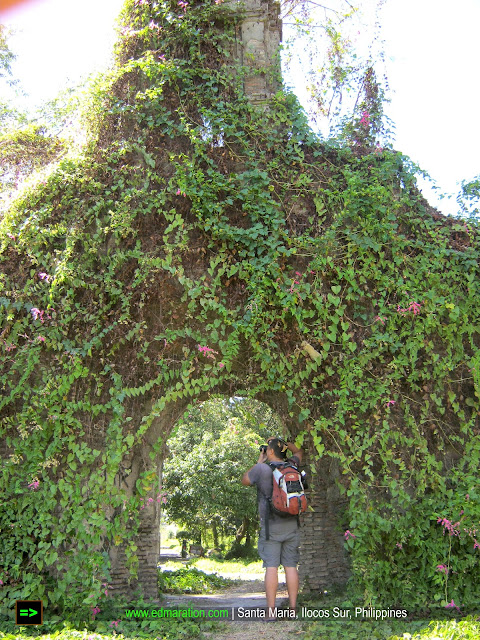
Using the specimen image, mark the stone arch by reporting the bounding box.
[106,390,350,599]
[2,0,478,614]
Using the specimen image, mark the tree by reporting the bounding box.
[0,24,15,81]
[457,175,480,219]
[281,0,391,142]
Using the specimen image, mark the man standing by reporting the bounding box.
[241,437,303,619]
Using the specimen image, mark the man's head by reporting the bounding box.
[266,437,288,461]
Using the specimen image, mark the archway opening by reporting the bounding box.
[156,395,290,589]
[160,395,285,556]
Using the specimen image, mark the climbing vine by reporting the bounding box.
[0,0,479,622]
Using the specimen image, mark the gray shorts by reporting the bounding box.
[258,525,300,568]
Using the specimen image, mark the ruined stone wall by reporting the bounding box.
[109,503,160,599]
[1,0,351,603]
[233,0,282,104]
[299,458,351,591]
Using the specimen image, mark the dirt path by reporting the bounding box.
[161,579,307,640]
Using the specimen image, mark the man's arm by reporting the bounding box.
[287,441,303,464]
[241,470,252,486]
[241,450,267,485]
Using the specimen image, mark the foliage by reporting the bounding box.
[0,26,31,173]
[163,398,274,543]
[0,604,213,640]
[301,589,480,639]
[390,618,480,640]
[0,124,65,193]
[0,25,15,82]
[0,0,479,623]
[158,565,234,593]
[345,468,480,610]
[302,616,480,640]
[282,0,391,140]
[457,175,480,219]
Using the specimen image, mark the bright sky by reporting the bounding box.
[1,0,479,217]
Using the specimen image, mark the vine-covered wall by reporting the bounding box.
[1,0,479,618]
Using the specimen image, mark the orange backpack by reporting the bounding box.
[269,462,308,517]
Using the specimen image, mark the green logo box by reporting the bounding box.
[15,600,43,625]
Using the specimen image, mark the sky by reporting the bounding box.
[1,0,479,217]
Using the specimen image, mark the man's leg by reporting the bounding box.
[284,566,299,610]
[265,566,278,615]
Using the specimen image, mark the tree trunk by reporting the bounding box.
[235,516,250,544]
[212,521,219,547]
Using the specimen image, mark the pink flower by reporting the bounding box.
[385,400,396,407]
[397,302,421,316]
[28,480,40,490]
[110,620,120,628]
[30,308,42,321]
[374,316,385,325]
[38,272,51,282]
[218,362,225,368]
[344,530,356,540]
[474,539,479,550]
[408,301,422,315]
[91,606,101,619]
[149,20,161,31]
[37,336,46,343]
[197,344,218,359]
[30,308,52,323]
[375,146,383,154]
[289,280,300,292]
[396,543,403,549]
[437,517,460,537]
[178,0,188,11]
[445,599,461,611]
[436,564,449,574]
[360,111,370,127]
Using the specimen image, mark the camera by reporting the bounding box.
[259,445,267,453]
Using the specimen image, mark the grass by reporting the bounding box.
[159,556,265,579]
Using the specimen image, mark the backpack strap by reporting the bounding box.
[265,504,270,541]
[258,486,271,541]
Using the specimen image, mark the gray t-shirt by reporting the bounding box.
[247,456,300,535]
